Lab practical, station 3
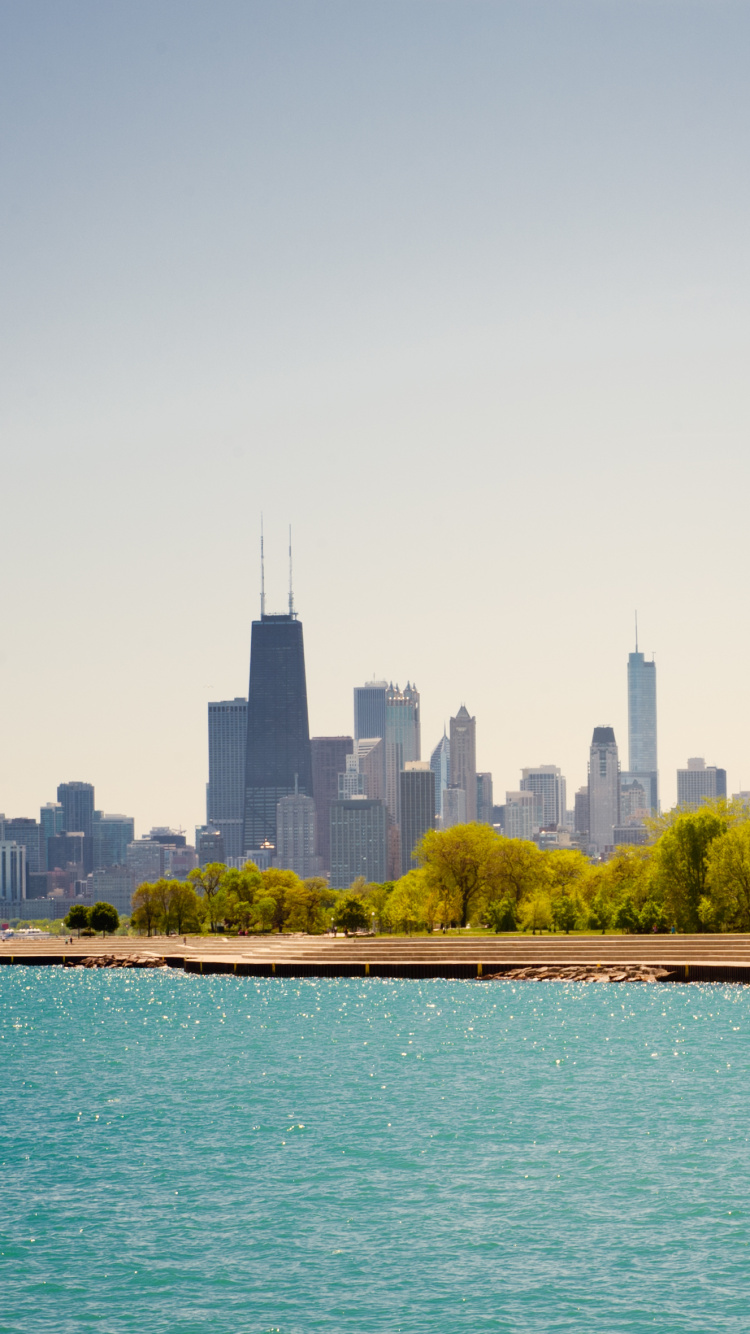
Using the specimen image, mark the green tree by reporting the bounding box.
[417,823,500,927]
[253,896,277,932]
[487,838,548,909]
[259,868,304,931]
[334,893,369,934]
[551,892,579,934]
[384,872,427,935]
[132,882,160,937]
[521,893,552,934]
[485,897,517,933]
[90,901,119,936]
[705,822,750,930]
[284,878,335,933]
[653,804,728,931]
[167,881,203,935]
[614,897,640,933]
[188,863,227,930]
[64,904,90,938]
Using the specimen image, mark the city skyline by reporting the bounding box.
[5,6,750,836]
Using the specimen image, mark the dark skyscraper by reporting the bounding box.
[242,613,313,854]
[624,622,658,813]
[399,763,435,875]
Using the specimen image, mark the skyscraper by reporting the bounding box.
[357,738,385,802]
[450,706,477,821]
[476,773,494,825]
[243,608,313,855]
[588,726,620,855]
[311,736,354,875]
[354,682,388,743]
[442,785,467,829]
[430,730,450,819]
[92,812,135,869]
[676,758,727,809]
[385,683,420,822]
[208,697,248,861]
[399,763,435,874]
[276,792,318,879]
[57,782,95,839]
[0,842,26,904]
[330,797,388,889]
[520,766,567,828]
[625,630,658,813]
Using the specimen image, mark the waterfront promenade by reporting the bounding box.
[4,933,750,981]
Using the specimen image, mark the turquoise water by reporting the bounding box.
[1,973,749,1334]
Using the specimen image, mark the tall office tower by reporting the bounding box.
[588,727,621,855]
[0,842,26,904]
[87,867,137,916]
[625,633,659,813]
[2,819,43,874]
[619,779,649,825]
[430,730,450,819]
[450,706,477,821]
[208,697,248,862]
[126,839,165,885]
[243,598,313,855]
[311,736,354,876]
[442,785,467,829]
[57,782,95,838]
[520,766,567,828]
[276,792,318,879]
[384,683,420,822]
[46,832,86,872]
[504,791,536,841]
[40,803,64,869]
[330,797,388,889]
[357,738,385,801]
[677,758,727,809]
[574,786,589,840]
[338,753,366,799]
[92,812,135,869]
[354,681,388,742]
[400,763,435,874]
[476,773,494,825]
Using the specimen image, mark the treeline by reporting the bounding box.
[129,801,750,937]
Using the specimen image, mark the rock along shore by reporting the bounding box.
[482,964,675,983]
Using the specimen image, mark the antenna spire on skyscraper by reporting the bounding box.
[260,514,266,617]
[288,524,294,616]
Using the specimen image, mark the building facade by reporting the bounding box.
[310,736,354,876]
[243,612,313,855]
[276,793,318,879]
[429,730,450,820]
[1,819,43,874]
[442,785,467,829]
[92,812,135,870]
[520,766,566,828]
[385,683,420,823]
[626,644,658,813]
[450,706,477,821]
[588,726,621,855]
[476,773,494,826]
[677,758,727,809]
[330,797,388,889]
[86,867,137,916]
[504,791,536,841]
[126,839,165,886]
[208,697,248,862]
[0,842,26,905]
[399,763,435,874]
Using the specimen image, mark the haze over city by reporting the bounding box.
[4,1,750,836]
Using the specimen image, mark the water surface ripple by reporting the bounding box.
[1,971,749,1333]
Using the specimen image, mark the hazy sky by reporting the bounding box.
[3,1,750,835]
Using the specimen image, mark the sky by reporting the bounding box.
[3,0,750,836]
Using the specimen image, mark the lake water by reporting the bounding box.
[1,970,749,1333]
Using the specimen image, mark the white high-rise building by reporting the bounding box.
[0,842,26,904]
[520,766,566,828]
[275,793,318,879]
[677,758,727,809]
[450,706,477,821]
[588,727,620,856]
[430,730,450,820]
[504,792,536,841]
[442,786,467,829]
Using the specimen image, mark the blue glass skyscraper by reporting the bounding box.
[625,627,658,813]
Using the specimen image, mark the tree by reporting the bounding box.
[167,882,203,935]
[132,883,160,937]
[284,878,335,933]
[551,892,579,934]
[253,896,277,932]
[188,863,227,930]
[521,893,552,934]
[90,901,119,936]
[259,868,304,932]
[485,897,517,933]
[65,904,90,938]
[334,893,369,934]
[487,838,548,909]
[653,804,728,931]
[385,872,427,935]
[706,822,750,930]
[417,823,500,927]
